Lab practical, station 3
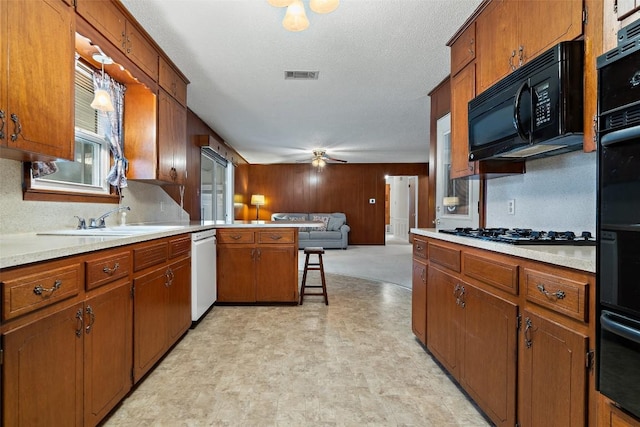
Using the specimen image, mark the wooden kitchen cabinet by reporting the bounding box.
[75,0,158,80]
[159,57,188,107]
[216,228,299,303]
[519,309,588,427]
[132,236,191,382]
[3,302,85,426]
[411,236,428,345]
[475,0,583,94]
[598,394,640,427]
[415,234,595,427]
[157,89,187,184]
[0,0,75,162]
[450,63,476,179]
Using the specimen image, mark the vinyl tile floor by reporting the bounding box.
[103,251,491,426]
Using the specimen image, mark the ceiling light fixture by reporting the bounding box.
[90,53,115,112]
[269,0,339,32]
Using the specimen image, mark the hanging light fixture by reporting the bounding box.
[269,0,339,32]
[90,53,115,112]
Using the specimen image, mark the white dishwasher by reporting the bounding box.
[191,228,217,325]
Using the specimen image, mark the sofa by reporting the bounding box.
[271,212,350,249]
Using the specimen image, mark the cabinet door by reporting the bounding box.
[517,0,583,65]
[411,259,427,344]
[461,284,518,427]
[125,22,159,80]
[133,267,169,382]
[3,303,84,426]
[75,0,126,50]
[158,89,187,184]
[519,310,588,427]
[451,22,475,77]
[84,282,132,426]
[475,0,518,93]
[4,0,74,160]
[426,267,461,378]
[450,63,476,179]
[166,257,191,341]
[256,246,297,302]
[216,246,256,302]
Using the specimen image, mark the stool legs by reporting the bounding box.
[300,251,328,305]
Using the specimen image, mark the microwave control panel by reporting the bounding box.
[534,81,552,128]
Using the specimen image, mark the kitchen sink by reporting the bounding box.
[37,225,185,237]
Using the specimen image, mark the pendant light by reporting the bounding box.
[282,0,309,32]
[90,53,115,112]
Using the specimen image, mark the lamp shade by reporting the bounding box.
[90,88,115,112]
[268,0,294,6]
[309,0,339,14]
[282,0,309,32]
[251,194,265,206]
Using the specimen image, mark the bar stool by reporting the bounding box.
[300,247,328,305]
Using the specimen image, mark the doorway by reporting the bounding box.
[385,175,418,243]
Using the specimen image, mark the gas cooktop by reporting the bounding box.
[438,228,596,246]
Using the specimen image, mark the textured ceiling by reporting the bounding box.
[120,0,483,164]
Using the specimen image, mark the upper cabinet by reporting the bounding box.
[76,0,158,80]
[0,0,75,162]
[159,57,188,107]
[476,0,583,94]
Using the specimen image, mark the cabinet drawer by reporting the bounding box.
[2,264,82,320]
[524,268,588,321]
[413,238,427,260]
[429,244,461,272]
[464,253,518,295]
[169,235,191,258]
[86,251,131,290]
[258,230,295,244]
[134,242,168,272]
[451,21,476,76]
[217,230,254,244]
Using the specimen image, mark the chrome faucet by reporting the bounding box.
[88,206,131,228]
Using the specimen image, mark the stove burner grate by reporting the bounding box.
[439,228,596,246]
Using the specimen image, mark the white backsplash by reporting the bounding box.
[0,158,188,235]
[485,150,596,233]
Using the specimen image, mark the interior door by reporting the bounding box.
[435,113,479,230]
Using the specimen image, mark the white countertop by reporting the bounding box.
[0,221,321,270]
[411,228,595,273]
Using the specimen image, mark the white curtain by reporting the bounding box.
[94,72,127,195]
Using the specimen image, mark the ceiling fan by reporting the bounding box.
[309,149,347,167]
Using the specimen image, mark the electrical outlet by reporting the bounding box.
[507,199,515,215]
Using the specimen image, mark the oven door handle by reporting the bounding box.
[601,311,640,344]
[601,124,640,147]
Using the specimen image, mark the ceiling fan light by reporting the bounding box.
[90,88,115,112]
[268,0,294,6]
[318,158,326,167]
[283,0,309,32]
[309,0,339,14]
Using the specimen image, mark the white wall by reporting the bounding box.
[0,158,188,234]
[485,150,596,233]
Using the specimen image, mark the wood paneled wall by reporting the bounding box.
[238,163,428,245]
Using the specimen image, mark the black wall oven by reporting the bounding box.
[597,27,640,420]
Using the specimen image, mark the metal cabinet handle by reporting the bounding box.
[269,234,283,240]
[453,283,461,296]
[524,317,533,348]
[75,308,84,337]
[85,306,96,334]
[231,235,242,240]
[103,262,120,275]
[518,45,524,67]
[165,267,174,287]
[455,285,466,308]
[509,50,517,71]
[0,110,5,140]
[468,37,474,56]
[33,279,62,296]
[537,284,566,300]
[10,113,21,141]
[416,244,424,251]
[121,31,126,49]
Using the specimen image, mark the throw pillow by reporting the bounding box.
[312,215,330,231]
[327,216,345,231]
[287,216,309,232]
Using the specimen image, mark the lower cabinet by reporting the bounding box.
[3,280,132,427]
[411,258,427,344]
[133,256,190,382]
[216,228,298,303]
[414,235,595,427]
[519,309,588,427]
[427,267,517,426]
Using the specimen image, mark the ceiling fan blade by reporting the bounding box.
[323,154,347,163]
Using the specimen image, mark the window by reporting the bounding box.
[201,149,232,223]
[30,60,110,195]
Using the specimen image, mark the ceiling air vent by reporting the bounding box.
[284,71,319,80]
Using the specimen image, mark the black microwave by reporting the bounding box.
[468,41,584,161]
